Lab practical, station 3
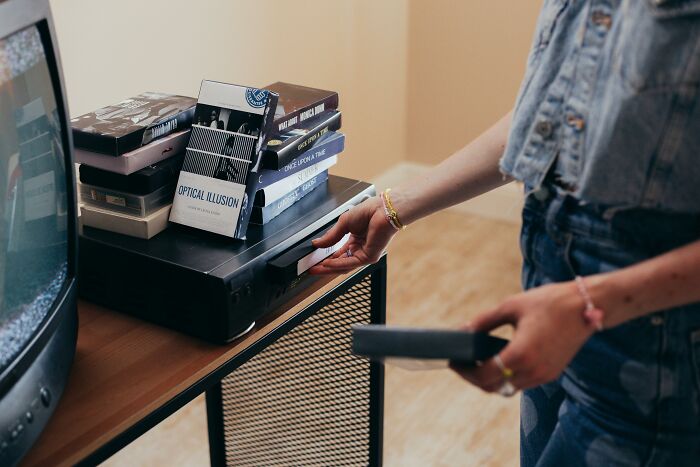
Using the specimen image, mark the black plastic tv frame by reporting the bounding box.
[79,175,374,344]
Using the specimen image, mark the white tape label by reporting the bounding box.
[296,232,351,276]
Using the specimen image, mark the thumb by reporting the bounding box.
[312,213,350,248]
[468,305,517,333]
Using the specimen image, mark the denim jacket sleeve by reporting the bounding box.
[501,0,700,212]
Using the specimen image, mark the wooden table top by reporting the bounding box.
[21,273,350,467]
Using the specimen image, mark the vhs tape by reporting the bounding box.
[79,182,175,217]
[169,80,279,239]
[73,129,190,175]
[81,203,172,239]
[254,155,337,207]
[249,171,328,225]
[79,152,184,195]
[253,131,344,191]
[71,92,196,156]
[261,110,341,170]
[264,82,338,136]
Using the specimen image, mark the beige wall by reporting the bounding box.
[406,1,540,165]
[49,1,542,178]
[48,0,409,180]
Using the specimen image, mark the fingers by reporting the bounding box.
[329,243,351,259]
[468,305,518,333]
[311,254,363,273]
[312,213,350,249]
[451,340,559,393]
[308,241,355,275]
[450,358,508,393]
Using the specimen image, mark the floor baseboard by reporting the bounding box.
[371,162,523,224]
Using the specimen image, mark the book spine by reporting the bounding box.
[254,155,337,207]
[254,132,344,190]
[272,92,339,135]
[262,111,342,170]
[250,171,328,224]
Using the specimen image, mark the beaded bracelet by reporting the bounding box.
[574,276,605,331]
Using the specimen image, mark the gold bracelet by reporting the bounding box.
[383,188,406,230]
[380,192,401,231]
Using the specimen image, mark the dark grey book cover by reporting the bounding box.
[352,325,508,364]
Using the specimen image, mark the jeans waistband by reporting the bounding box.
[524,185,700,256]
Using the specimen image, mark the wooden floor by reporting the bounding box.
[103,210,523,466]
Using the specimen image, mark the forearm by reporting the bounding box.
[389,110,513,225]
[587,238,700,327]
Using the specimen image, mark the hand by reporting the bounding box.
[450,281,596,393]
[309,196,397,275]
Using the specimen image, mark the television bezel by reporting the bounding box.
[0,0,78,399]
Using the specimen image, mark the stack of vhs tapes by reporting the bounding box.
[72,92,196,239]
[251,82,343,225]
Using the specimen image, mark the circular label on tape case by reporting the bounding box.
[267,139,283,146]
[245,88,267,108]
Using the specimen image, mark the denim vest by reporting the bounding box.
[500,0,700,212]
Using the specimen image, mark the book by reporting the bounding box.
[169,80,279,239]
[73,130,190,175]
[81,203,172,239]
[264,82,339,136]
[71,92,196,156]
[352,325,509,368]
[250,171,328,224]
[261,109,341,170]
[254,155,337,207]
[253,131,344,191]
[79,152,184,195]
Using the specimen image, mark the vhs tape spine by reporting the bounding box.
[140,107,196,149]
[262,110,341,170]
[72,99,196,156]
[250,170,328,224]
[272,92,339,135]
[254,155,337,207]
[254,131,344,190]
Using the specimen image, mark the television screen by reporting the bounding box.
[0,24,69,372]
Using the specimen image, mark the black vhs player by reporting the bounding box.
[79,175,374,343]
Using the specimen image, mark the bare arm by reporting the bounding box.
[310,110,513,274]
[591,238,700,327]
[454,231,700,393]
[391,110,513,224]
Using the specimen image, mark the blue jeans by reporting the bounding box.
[519,188,700,467]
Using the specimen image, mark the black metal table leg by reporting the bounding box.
[206,258,387,466]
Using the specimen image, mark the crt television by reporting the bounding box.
[0,0,78,464]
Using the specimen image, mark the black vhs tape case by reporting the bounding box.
[71,92,196,156]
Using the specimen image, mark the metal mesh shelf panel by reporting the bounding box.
[219,275,376,466]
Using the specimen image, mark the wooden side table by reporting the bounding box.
[22,258,386,467]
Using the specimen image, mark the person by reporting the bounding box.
[209,109,224,130]
[310,2,700,466]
